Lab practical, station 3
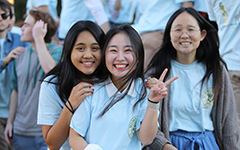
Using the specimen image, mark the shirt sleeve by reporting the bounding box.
[37,76,64,125]
[136,97,148,131]
[51,46,63,63]
[70,97,92,137]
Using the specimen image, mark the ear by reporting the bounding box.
[200,29,207,41]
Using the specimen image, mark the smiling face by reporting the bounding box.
[170,12,206,64]
[71,30,101,75]
[105,32,136,82]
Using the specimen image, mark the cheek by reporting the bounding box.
[94,51,102,66]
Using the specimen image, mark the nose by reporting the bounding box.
[116,50,124,61]
[180,29,189,38]
[83,48,93,58]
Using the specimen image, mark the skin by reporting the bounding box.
[41,31,100,150]
[4,14,57,147]
[71,31,101,75]
[105,32,136,90]
[69,32,179,150]
[0,8,24,67]
[148,12,207,150]
[170,12,206,65]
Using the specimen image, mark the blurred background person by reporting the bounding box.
[0,0,28,149]
[205,0,240,139]
[4,10,62,150]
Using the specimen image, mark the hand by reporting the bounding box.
[146,77,158,88]
[3,47,24,65]
[32,20,47,42]
[68,82,94,111]
[148,69,178,102]
[162,143,178,150]
[4,122,13,146]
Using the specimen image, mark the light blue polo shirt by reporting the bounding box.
[38,75,70,150]
[70,78,148,150]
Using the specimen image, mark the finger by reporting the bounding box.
[159,68,168,81]
[44,23,47,30]
[75,82,94,90]
[4,132,10,146]
[164,76,179,86]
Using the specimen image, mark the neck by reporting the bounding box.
[31,42,36,51]
[111,77,129,93]
[0,30,7,39]
[176,52,196,64]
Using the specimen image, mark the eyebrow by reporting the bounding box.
[173,24,198,28]
[75,42,99,46]
[108,45,132,48]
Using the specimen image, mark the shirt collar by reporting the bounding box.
[6,31,13,42]
[105,77,136,98]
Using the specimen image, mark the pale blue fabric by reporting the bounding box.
[106,0,138,25]
[38,75,70,150]
[70,78,148,150]
[26,0,58,21]
[205,0,240,71]
[169,60,214,132]
[58,0,95,39]
[132,0,193,34]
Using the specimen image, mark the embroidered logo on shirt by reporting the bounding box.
[128,116,138,139]
[219,2,229,26]
[202,88,214,109]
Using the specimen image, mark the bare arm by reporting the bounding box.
[41,82,94,149]
[114,0,121,11]
[32,20,56,73]
[69,128,88,150]
[138,69,179,145]
[181,1,193,7]
[4,90,18,146]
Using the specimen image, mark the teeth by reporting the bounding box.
[115,65,126,68]
[181,42,190,45]
[83,62,93,65]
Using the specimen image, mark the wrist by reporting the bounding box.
[147,99,159,110]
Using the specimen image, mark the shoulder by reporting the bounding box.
[43,75,58,84]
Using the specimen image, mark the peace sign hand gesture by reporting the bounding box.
[148,69,178,103]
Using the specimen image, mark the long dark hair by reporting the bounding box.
[44,21,105,103]
[146,7,226,100]
[99,24,147,117]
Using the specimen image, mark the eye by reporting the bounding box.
[91,46,100,52]
[174,28,182,32]
[125,48,133,53]
[76,47,85,51]
[109,49,117,53]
